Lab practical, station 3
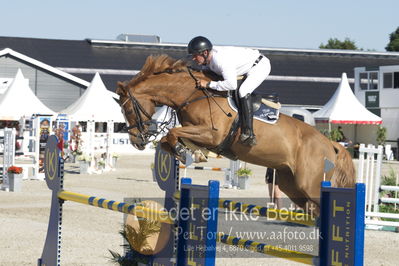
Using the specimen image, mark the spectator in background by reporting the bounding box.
[337,126,352,147]
[265,168,282,209]
[71,124,82,152]
[55,123,65,155]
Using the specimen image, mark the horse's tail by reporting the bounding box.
[331,141,356,188]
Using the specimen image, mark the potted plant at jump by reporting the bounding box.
[98,159,106,171]
[77,154,91,174]
[236,165,252,190]
[7,165,23,192]
[109,200,163,266]
[112,153,119,168]
[70,149,82,164]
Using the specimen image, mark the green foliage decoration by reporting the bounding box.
[320,129,343,142]
[376,126,387,146]
[236,167,252,176]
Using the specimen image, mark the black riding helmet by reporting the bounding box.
[188,36,213,55]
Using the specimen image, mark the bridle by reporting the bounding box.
[119,66,230,145]
[120,88,155,140]
[119,70,183,145]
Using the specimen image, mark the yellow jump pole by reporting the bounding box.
[217,232,314,265]
[219,200,316,227]
[58,190,174,225]
[174,191,315,226]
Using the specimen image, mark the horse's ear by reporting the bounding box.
[113,96,120,105]
[116,82,126,96]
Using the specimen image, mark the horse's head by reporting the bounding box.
[116,54,200,150]
[116,81,157,150]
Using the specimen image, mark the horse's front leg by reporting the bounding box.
[161,125,218,163]
[159,136,188,163]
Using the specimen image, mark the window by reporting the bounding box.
[95,122,107,133]
[370,72,378,90]
[394,72,399,88]
[359,71,379,90]
[292,114,305,122]
[114,122,127,133]
[383,72,399,89]
[383,73,393,88]
[359,72,368,90]
[78,121,87,132]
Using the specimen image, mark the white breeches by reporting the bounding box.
[239,57,271,98]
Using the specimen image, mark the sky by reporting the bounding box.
[1,0,398,52]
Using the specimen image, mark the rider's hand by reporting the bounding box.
[198,79,210,90]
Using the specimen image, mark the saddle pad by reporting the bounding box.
[227,98,279,124]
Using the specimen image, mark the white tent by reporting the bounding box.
[313,73,382,125]
[0,69,55,120]
[61,72,124,122]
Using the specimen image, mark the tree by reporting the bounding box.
[319,38,359,50]
[385,27,399,51]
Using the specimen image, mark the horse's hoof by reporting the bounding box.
[194,151,208,163]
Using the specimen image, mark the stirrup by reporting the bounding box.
[244,136,257,146]
[240,131,257,146]
[174,143,187,164]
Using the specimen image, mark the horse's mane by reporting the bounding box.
[128,54,187,87]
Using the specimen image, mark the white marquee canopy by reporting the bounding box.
[0,69,55,120]
[61,73,124,122]
[313,73,382,125]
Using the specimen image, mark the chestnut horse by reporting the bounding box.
[116,55,355,212]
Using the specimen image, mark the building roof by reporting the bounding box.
[1,36,399,106]
[0,47,90,87]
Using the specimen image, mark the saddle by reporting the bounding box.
[208,77,281,160]
[229,91,280,124]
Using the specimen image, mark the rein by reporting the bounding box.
[120,65,231,143]
[120,87,158,143]
[186,67,232,118]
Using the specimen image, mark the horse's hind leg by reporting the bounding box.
[292,165,324,216]
[275,168,309,211]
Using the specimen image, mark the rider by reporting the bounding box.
[187,36,271,146]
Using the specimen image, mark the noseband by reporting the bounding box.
[120,88,157,143]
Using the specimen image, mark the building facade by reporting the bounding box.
[355,65,399,148]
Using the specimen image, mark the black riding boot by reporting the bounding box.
[239,94,257,146]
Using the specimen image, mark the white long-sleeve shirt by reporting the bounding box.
[206,46,262,92]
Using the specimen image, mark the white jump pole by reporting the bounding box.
[106,120,113,168]
[372,145,383,212]
[1,128,16,191]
